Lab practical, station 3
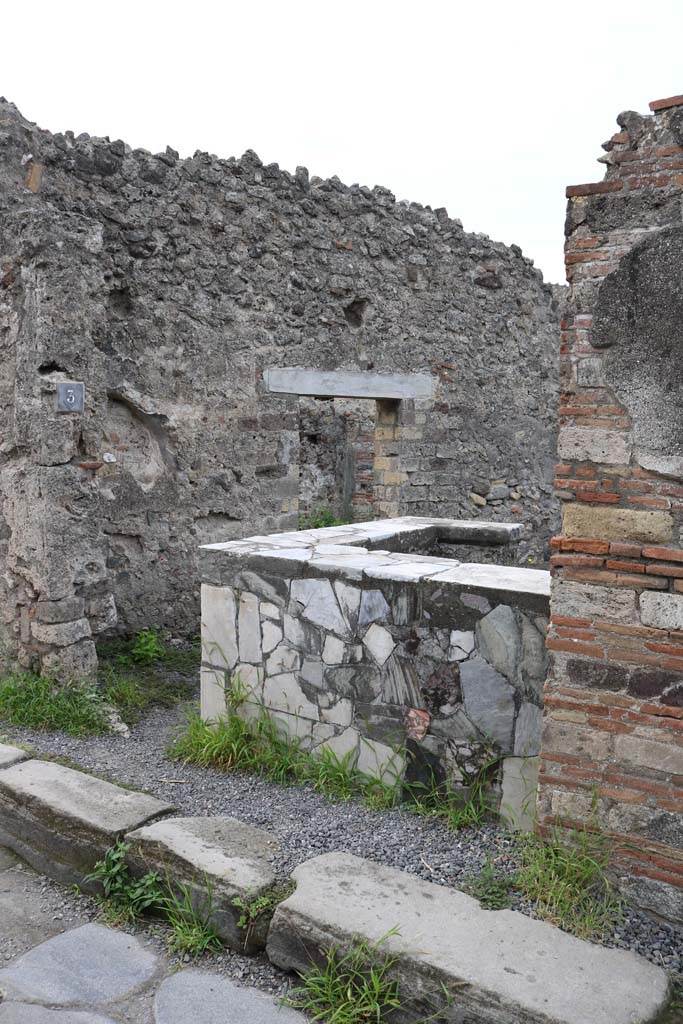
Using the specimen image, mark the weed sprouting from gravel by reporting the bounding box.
[168,679,503,832]
[285,931,402,1023]
[514,825,622,939]
[464,857,514,910]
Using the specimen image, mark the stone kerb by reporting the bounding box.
[0,743,671,1024]
[200,516,550,827]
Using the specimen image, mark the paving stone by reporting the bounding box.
[126,816,279,952]
[0,744,28,770]
[0,924,158,1006]
[0,1007,117,1024]
[266,852,670,1024]
[460,656,516,751]
[0,760,172,887]
[154,969,306,1024]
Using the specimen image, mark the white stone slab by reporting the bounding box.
[431,563,551,596]
[201,584,238,670]
[200,667,227,722]
[362,623,395,666]
[264,367,435,400]
[238,592,262,663]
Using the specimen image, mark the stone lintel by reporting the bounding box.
[263,367,434,400]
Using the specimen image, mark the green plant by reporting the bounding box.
[232,881,295,949]
[465,857,514,910]
[286,931,402,1024]
[85,840,165,923]
[299,507,349,530]
[163,881,222,956]
[131,628,165,664]
[514,825,622,939]
[0,672,110,736]
[403,758,497,832]
[100,665,191,725]
[87,841,222,955]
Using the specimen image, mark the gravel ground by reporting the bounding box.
[2,699,682,980]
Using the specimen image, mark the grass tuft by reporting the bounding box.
[464,857,514,910]
[0,672,110,736]
[286,931,402,1024]
[169,681,499,832]
[514,825,622,939]
[169,697,405,813]
[298,507,350,530]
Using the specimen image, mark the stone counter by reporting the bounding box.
[199,517,550,827]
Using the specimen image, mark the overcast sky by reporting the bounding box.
[3,1,682,282]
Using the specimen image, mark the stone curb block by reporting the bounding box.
[0,743,29,769]
[265,852,670,1024]
[0,759,172,889]
[126,816,282,953]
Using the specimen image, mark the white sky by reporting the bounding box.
[3,0,682,282]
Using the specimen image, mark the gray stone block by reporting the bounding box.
[154,969,307,1024]
[126,816,280,952]
[0,924,158,1006]
[0,760,172,887]
[0,744,29,770]
[266,852,670,1024]
[460,657,516,750]
[0,1007,116,1024]
[476,604,520,680]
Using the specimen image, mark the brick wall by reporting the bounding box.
[538,95,683,922]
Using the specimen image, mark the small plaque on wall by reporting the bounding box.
[56,381,85,413]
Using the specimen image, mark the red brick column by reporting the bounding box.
[538,95,683,921]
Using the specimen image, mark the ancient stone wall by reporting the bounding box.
[0,100,559,679]
[538,95,683,921]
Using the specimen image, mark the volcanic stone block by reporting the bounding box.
[0,760,172,887]
[0,923,158,1006]
[154,968,307,1024]
[266,852,670,1024]
[126,816,280,952]
[640,591,683,630]
[562,504,673,544]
